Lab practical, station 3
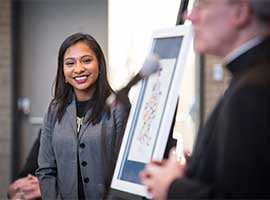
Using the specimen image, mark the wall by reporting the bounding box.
[203,55,230,120]
[0,0,12,196]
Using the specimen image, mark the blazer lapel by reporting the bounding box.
[66,99,77,135]
[78,107,100,141]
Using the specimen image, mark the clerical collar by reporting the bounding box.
[223,36,263,66]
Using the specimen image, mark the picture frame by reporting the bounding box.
[110,24,193,199]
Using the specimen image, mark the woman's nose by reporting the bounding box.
[74,62,85,73]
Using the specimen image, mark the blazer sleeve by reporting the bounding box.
[168,176,213,198]
[36,108,58,199]
[214,83,270,197]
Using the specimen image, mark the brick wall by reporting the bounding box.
[203,55,231,120]
[0,0,12,196]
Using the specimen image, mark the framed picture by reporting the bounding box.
[110,24,193,199]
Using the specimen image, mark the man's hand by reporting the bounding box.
[140,148,187,200]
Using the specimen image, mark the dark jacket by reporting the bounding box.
[8,130,41,200]
[16,130,40,180]
[168,37,270,199]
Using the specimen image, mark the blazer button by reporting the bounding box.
[84,177,89,183]
[80,143,85,148]
[81,161,87,166]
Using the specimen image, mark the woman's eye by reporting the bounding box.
[83,59,91,64]
[65,62,74,66]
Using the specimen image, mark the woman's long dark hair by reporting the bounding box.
[49,33,113,125]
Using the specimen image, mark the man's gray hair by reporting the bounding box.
[250,0,270,22]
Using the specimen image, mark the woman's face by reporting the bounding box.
[63,41,99,101]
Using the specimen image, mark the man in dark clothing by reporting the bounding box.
[141,0,270,199]
[7,130,41,199]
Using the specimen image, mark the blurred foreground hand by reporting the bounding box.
[140,148,188,200]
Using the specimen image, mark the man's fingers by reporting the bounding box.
[184,150,191,163]
[140,165,156,193]
[141,174,154,195]
[168,147,180,162]
[139,170,148,181]
[150,159,166,165]
[146,162,165,174]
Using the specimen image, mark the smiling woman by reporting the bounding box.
[63,41,100,101]
[36,33,131,199]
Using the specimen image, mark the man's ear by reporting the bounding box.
[231,0,253,29]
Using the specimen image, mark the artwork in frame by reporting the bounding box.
[110,24,193,199]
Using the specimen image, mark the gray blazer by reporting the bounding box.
[36,98,130,199]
